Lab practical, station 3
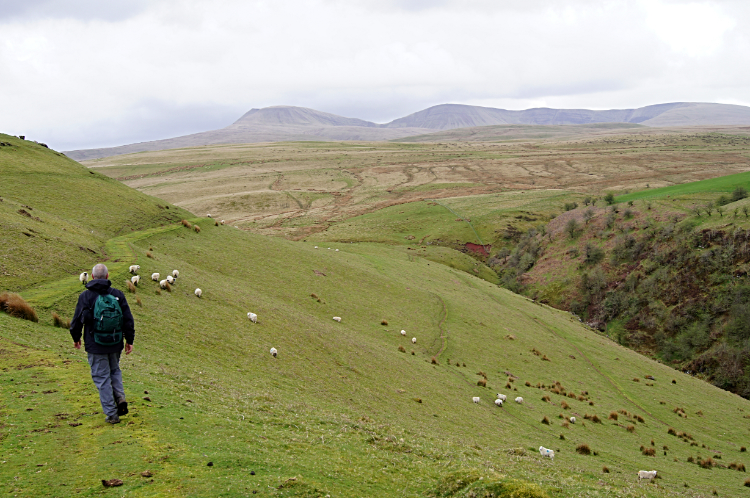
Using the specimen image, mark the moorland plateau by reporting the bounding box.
[3,125,750,497]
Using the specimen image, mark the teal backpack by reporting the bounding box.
[92,293,123,346]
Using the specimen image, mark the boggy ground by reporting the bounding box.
[86,129,750,241]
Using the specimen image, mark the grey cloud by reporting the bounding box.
[0,0,152,23]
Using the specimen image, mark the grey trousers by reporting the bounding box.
[87,352,125,417]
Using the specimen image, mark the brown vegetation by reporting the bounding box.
[576,444,591,455]
[51,312,70,329]
[608,411,618,421]
[0,293,38,322]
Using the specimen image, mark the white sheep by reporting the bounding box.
[496,393,507,402]
[335,249,339,252]
[638,470,657,481]
[314,246,318,249]
[129,265,140,274]
[172,270,179,278]
[159,279,169,289]
[247,312,257,323]
[194,288,202,298]
[539,446,555,461]
[494,398,504,407]
[569,416,576,424]
[400,330,406,336]
[207,213,212,218]
[411,337,417,344]
[270,347,277,357]
[333,316,342,322]
[151,273,160,282]
[220,220,225,225]
[472,397,480,403]
[131,275,140,286]
[166,275,175,285]
[515,397,524,404]
[79,272,88,284]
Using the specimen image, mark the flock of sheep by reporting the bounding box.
[82,241,661,484]
[471,392,656,482]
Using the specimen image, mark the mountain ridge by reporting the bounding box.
[65,102,750,161]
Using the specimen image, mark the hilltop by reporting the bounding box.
[64,102,750,160]
[4,130,750,496]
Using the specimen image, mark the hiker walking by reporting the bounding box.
[70,263,135,424]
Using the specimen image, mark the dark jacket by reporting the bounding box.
[70,279,135,354]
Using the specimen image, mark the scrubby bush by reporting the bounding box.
[565,219,579,239]
[604,193,615,205]
[733,186,748,202]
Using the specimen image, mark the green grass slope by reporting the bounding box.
[0,134,192,291]
[3,220,750,496]
[614,170,750,204]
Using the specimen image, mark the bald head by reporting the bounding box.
[92,264,108,280]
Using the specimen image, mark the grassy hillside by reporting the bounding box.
[0,134,192,291]
[614,171,750,204]
[3,142,750,496]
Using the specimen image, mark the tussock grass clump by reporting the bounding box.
[627,425,635,433]
[541,395,550,402]
[477,379,487,387]
[193,225,201,233]
[578,395,586,402]
[618,409,628,415]
[698,457,716,469]
[411,351,415,355]
[608,411,618,421]
[398,346,406,353]
[136,296,142,307]
[215,221,219,226]
[541,416,550,425]
[155,289,161,295]
[741,446,747,452]
[51,312,70,329]
[668,427,677,436]
[560,434,565,440]
[431,357,437,365]
[126,280,136,293]
[729,462,746,472]
[632,377,640,382]
[591,414,601,424]
[642,447,656,456]
[602,466,609,473]
[146,251,153,259]
[562,421,569,429]
[567,392,576,399]
[744,478,750,487]
[635,415,645,423]
[560,401,569,410]
[576,444,592,455]
[650,439,655,446]
[525,381,531,387]
[163,282,171,292]
[381,319,388,326]
[663,445,669,451]
[181,219,192,228]
[542,355,550,361]
[505,382,512,389]
[687,456,695,463]
[672,379,677,384]
[531,348,541,356]
[0,293,38,322]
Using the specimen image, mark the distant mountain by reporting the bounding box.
[66,102,750,161]
[386,102,750,129]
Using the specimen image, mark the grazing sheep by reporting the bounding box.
[207,213,212,218]
[151,273,160,282]
[314,246,318,249]
[131,275,140,285]
[270,347,277,357]
[220,220,225,225]
[411,337,417,344]
[638,470,657,481]
[194,288,202,298]
[515,397,524,404]
[472,397,480,403]
[247,312,257,323]
[494,398,504,407]
[570,416,576,424]
[166,275,175,285]
[335,249,339,252]
[496,393,507,402]
[539,446,555,461]
[159,279,169,289]
[172,270,179,278]
[333,316,342,322]
[79,272,88,284]
[129,265,140,274]
[400,330,406,336]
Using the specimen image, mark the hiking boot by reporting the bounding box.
[106,415,121,424]
[116,400,129,416]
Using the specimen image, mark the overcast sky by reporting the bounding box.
[1,0,748,151]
